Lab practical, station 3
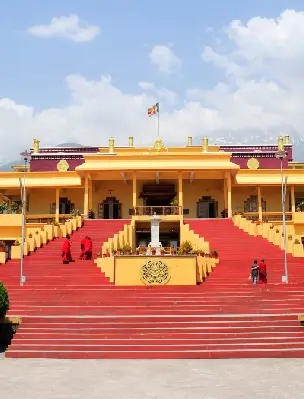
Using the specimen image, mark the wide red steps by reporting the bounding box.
[2,218,304,359]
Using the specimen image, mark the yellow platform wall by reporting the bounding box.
[115,256,197,286]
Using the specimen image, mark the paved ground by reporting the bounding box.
[0,358,303,398]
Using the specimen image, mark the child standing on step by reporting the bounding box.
[250,260,259,284]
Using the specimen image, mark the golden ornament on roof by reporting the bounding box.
[247,157,259,170]
[154,137,164,151]
[57,159,70,172]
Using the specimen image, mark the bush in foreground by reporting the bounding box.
[0,282,9,319]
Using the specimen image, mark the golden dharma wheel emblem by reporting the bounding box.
[247,157,259,170]
[154,138,164,152]
[140,259,170,285]
[57,159,70,172]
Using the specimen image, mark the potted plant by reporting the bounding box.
[71,208,78,218]
[170,198,179,206]
[160,248,165,256]
[181,240,193,255]
[0,241,5,253]
[297,201,304,211]
[116,247,122,255]
[96,252,102,258]
[11,201,20,214]
[122,245,131,255]
[0,201,8,214]
[221,208,228,218]
[211,250,218,259]
[88,209,95,219]
[112,249,117,256]
[140,246,147,256]
[151,247,156,256]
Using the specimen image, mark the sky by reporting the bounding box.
[1,0,304,164]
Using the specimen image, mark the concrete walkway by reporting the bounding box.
[0,358,303,398]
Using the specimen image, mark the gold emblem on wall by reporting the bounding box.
[247,157,259,170]
[154,138,164,152]
[57,159,70,172]
[140,259,170,285]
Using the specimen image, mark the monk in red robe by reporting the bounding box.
[258,259,267,283]
[86,236,92,260]
[80,235,87,260]
[62,234,73,264]
[80,235,92,260]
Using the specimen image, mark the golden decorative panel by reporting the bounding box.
[140,259,170,285]
[247,157,259,170]
[154,138,164,152]
[57,159,70,172]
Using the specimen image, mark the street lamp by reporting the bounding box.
[275,147,288,284]
[19,150,31,286]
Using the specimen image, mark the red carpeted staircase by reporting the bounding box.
[2,218,304,359]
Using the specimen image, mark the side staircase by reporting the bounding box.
[2,219,304,359]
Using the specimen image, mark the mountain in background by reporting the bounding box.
[0,138,303,171]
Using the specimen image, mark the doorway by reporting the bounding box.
[98,197,122,219]
[50,197,74,215]
[196,196,218,218]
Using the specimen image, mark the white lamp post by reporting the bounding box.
[19,150,31,286]
[275,147,288,284]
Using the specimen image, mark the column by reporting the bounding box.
[55,187,60,222]
[226,173,232,218]
[84,175,89,218]
[89,178,93,211]
[178,172,183,215]
[132,173,137,208]
[257,186,262,221]
[223,178,228,210]
[291,185,296,212]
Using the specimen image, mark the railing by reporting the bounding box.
[242,212,293,222]
[133,206,182,216]
[25,214,74,223]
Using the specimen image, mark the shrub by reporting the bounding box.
[180,240,193,253]
[0,282,9,319]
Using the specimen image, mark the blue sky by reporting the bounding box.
[0,1,304,163]
[0,0,302,108]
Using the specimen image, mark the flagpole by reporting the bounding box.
[157,103,160,137]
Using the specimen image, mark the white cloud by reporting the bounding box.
[149,45,181,74]
[2,9,304,165]
[138,81,178,105]
[27,14,101,42]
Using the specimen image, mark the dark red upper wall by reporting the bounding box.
[29,144,292,171]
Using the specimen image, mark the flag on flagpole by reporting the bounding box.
[148,102,159,117]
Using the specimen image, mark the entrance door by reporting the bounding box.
[98,197,122,219]
[196,196,218,218]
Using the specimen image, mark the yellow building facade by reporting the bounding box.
[0,135,304,256]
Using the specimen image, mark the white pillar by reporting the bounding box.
[149,214,162,254]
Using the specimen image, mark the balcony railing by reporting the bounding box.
[25,214,73,223]
[133,206,182,216]
[242,212,293,222]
